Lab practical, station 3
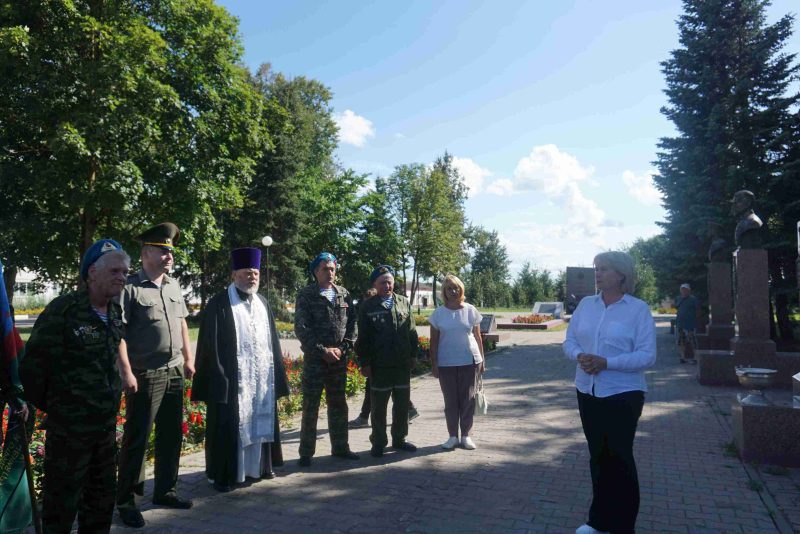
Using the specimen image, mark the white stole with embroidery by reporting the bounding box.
[228,283,275,445]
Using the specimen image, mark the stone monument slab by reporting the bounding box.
[532,301,563,319]
[479,314,497,334]
[733,249,771,339]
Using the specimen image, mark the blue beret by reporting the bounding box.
[309,252,337,274]
[81,239,123,280]
[370,265,394,283]
[231,247,261,270]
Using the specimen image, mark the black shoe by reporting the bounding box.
[118,508,145,528]
[408,406,419,421]
[152,494,193,509]
[263,470,276,479]
[391,441,418,452]
[212,482,232,493]
[333,450,360,460]
[370,446,384,458]
[298,456,312,467]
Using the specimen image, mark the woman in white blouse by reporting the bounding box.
[563,251,656,534]
[429,275,484,450]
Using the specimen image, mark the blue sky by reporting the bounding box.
[218,0,800,274]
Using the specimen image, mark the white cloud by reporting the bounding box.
[485,178,514,196]
[334,109,375,147]
[513,144,595,196]
[509,144,605,235]
[622,170,661,207]
[452,157,492,197]
[394,132,406,140]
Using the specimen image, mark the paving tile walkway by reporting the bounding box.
[107,321,798,533]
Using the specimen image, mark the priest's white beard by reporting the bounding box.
[234,280,260,295]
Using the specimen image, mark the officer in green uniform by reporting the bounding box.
[355,265,418,457]
[116,223,193,528]
[21,239,129,533]
[294,252,359,466]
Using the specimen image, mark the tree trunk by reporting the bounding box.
[79,167,99,288]
[3,265,17,316]
[410,263,418,306]
[432,275,438,308]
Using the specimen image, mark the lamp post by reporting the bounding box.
[261,235,273,293]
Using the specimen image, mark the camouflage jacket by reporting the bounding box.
[294,283,357,362]
[355,293,418,369]
[21,289,123,434]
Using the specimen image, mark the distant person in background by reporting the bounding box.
[428,274,484,451]
[563,251,656,534]
[675,283,698,364]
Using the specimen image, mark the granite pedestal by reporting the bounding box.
[733,399,800,467]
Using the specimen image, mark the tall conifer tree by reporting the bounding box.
[654,0,799,335]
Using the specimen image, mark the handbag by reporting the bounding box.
[475,374,488,416]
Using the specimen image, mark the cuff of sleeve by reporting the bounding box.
[605,357,617,370]
[571,349,583,360]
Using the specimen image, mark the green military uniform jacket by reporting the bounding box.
[355,293,418,369]
[122,270,188,370]
[21,289,123,434]
[294,283,357,361]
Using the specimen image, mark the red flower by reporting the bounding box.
[185,388,192,399]
[182,421,189,435]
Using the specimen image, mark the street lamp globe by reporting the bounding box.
[261,235,273,247]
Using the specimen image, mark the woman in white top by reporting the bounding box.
[563,251,656,534]
[429,274,484,450]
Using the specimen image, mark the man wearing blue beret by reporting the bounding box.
[22,239,130,532]
[355,265,418,457]
[294,252,359,466]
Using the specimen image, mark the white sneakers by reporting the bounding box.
[575,524,609,534]
[441,436,477,450]
[441,436,459,450]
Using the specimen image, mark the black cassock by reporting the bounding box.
[192,290,290,486]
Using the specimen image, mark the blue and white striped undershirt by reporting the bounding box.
[92,307,108,324]
[381,296,393,310]
[319,287,337,304]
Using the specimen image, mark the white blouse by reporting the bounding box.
[563,293,656,397]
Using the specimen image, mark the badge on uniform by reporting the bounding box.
[74,325,100,342]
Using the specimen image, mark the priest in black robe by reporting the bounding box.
[192,247,289,492]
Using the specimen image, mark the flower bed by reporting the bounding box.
[511,313,553,324]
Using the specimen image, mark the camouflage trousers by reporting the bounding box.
[43,428,116,534]
[370,366,411,449]
[299,358,349,457]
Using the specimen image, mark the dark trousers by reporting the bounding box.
[359,377,416,419]
[43,429,116,534]
[117,366,184,509]
[299,360,349,457]
[370,367,410,449]
[438,364,478,437]
[577,389,644,534]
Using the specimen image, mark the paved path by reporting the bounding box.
[108,321,799,533]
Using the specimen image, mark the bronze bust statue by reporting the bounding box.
[707,222,729,262]
[731,190,763,249]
